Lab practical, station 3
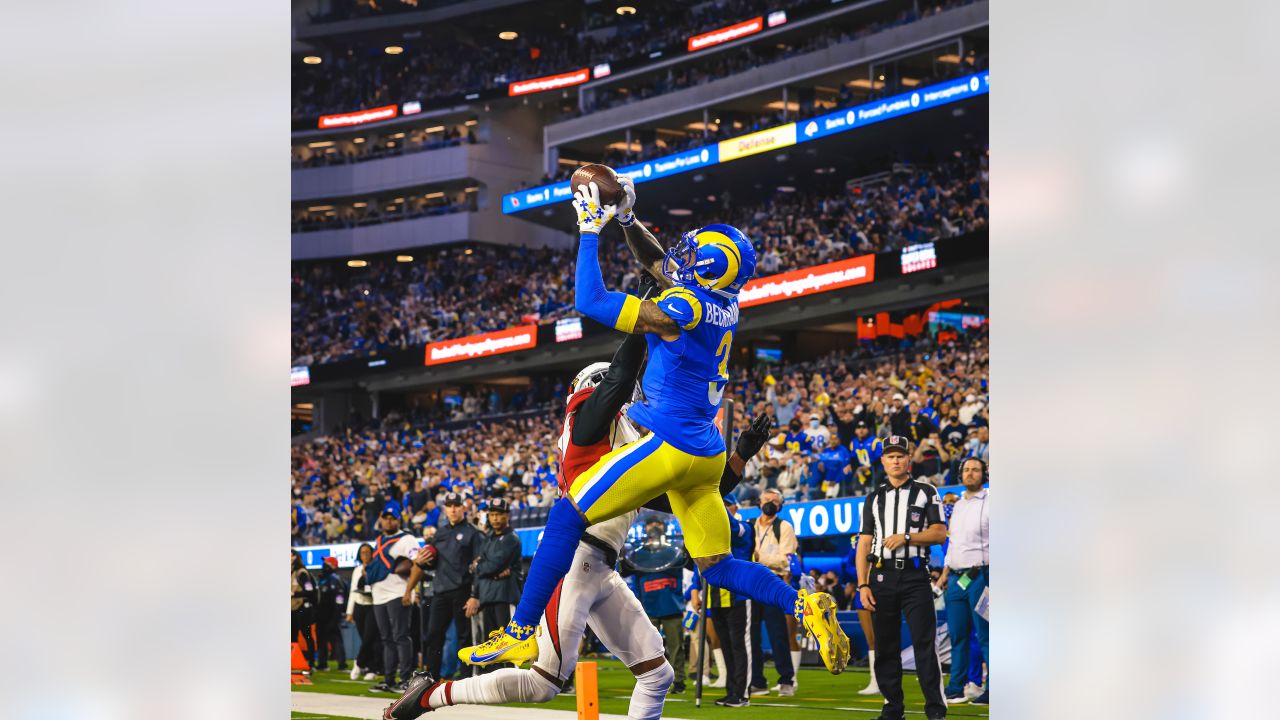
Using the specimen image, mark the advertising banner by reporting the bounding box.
[688,17,764,52]
[423,324,537,366]
[508,68,591,97]
[317,104,398,129]
[739,254,876,308]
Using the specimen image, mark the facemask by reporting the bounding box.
[761,501,779,516]
[809,419,820,429]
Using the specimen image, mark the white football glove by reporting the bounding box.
[573,181,617,235]
[616,175,637,226]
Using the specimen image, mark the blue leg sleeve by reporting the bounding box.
[511,498,587,628]
[702,556,799,614]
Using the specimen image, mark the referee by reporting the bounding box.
[855,436,949,720]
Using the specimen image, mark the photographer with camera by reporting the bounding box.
[315,557,349,671]
[630,515,688,694]
[748,489,797,697]
[291,549,319,663]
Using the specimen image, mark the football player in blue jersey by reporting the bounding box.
[459,177,849,677]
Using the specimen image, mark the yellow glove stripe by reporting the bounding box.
[614,294,642,333]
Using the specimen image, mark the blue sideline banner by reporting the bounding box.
[296,485,971,564]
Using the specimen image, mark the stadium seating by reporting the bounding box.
[291,329,989,545]
[292,0,975,121]
[291,150,987,366]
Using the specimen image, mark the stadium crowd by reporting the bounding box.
[291,149,987,366]
[293,0,973,120]
[291,328,989,547]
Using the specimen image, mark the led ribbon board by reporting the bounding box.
[502,72,989,214]
[423,324,537,366]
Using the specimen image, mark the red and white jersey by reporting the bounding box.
[556,387,642,552]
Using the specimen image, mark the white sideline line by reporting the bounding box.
[292,691,630,720]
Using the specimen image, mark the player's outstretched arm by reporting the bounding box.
[572,333,647,447]
[622,220,674,290]
[616,175,674,290]
[573,182,684,340]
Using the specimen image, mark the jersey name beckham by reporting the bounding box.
[628,286,738,457]
[703,302,738,328]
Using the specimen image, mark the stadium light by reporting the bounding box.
[616,6,637,14]
[302,55,321,65]
[498,31,518,40]
[384,45,404,54]
[396,255,414,263]
[347,260,368,268]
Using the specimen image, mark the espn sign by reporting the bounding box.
[739,254,876,308]
[317,104,398,129]
[508,68,590,97]
[688,17,763,52]
[424,324,538,366]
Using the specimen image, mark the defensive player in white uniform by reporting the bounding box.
[385,320,772,720]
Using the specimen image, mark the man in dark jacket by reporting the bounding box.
[472,496,523,669]
[421,492,485,680]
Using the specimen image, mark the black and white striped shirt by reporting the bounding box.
[859,479,944,561]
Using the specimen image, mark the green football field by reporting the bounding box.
[292,657,988,719]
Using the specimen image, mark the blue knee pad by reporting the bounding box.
[701,556,798,614]
[512,498,587,628]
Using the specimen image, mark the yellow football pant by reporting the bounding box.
[567,432,729,558]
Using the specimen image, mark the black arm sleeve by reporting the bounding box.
[571,333,647,447]
[640,456,742,514]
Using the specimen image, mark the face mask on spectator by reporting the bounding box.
[761,501,780,517]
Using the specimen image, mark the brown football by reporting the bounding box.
[570,163,624,207]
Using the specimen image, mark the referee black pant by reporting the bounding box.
[870,564,947,718]
[424,588,473,679]
[709,601,749,702]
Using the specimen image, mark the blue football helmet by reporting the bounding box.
[661,223,757,297]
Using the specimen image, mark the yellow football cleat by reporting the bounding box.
[799,589,850,674]
[458,622,540,667]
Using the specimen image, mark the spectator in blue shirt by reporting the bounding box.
[849,421,884,494]
[814,430,853,500]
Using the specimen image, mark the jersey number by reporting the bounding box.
[708,330,732,405]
